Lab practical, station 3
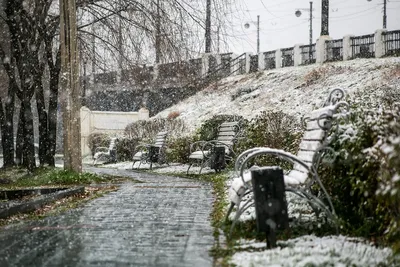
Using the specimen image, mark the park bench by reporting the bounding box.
[93,137,119,165]
[226,88,349,239]
[132,131,168,170]
[187,121,240,174]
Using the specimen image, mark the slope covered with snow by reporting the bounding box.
[155,57,400,130]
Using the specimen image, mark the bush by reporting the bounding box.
[319,106,400,250]
[167,111,180,120]
[87,133,110,157]
[236,110,302,166]
[115,137,140,161]
[166,134,200,164]
[125,118,188,142]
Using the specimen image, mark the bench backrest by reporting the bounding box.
[216,121,240,148]
[153,131,168,147]
[109,137,118,151]
[289,105,338,183]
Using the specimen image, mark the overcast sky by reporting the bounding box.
[222,0,400,54]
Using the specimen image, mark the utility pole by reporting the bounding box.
[205,0,211,53]
[59,0,82,173]
[383,0,387,29]
[155,0,161,63]
[321,0,329,36]
[118,0,123,82]
[257,15,260,54]
[309,2,313,46]
[91,17,96,85]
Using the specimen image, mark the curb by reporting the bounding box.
[0,187,85,219]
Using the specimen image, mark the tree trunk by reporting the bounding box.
[2,87,16,168]
[46,50,61,167]
[21,99,36,172]
[15,103,24,166]
[35,77,49,166]
[60,0,82,173]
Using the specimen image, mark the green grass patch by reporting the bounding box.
[0,167,132,189]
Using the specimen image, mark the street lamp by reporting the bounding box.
[367,0,387,29]
[244,15,260,54]
[295,1,314,47]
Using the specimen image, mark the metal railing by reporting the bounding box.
[249,55,259,73]
[188,58,202,78]
[281,47,294,67]
[300,44,316,65]
[263,51,276,70]
[220,53,233,77]
[383,30,400,57]
[325,39,343,62]
[351,34,375,59]
[183,53,246,89]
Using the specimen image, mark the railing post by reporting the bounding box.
[316,35,331,64]
[201,53,210,76]
[230,53,240,75]
[258,52,265,71]
[293,44,303,67]
[375,29,387,58]
[245,52,252,73]
[343,35,354,61]
[275,49,282,69]
[153,63,160,82]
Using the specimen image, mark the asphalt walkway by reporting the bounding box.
[0,167,215,267]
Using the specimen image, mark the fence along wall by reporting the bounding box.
[80,106,149,156]
[89,29,399,89]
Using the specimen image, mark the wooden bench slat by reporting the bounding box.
[306,119,329,130]
[298,140,322,151]
[303,129,326,141]
[296,150,316,163]
[218,130,236,135]
[220,122,239,127]
[310,106,334,120]
[293,163,310,172]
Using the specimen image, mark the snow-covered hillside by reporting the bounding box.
[155,57,400,130]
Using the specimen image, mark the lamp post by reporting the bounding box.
[205,0,212,53]
[295,2,314,62]
[367,0,387,29]
[244,15,260,53]
[295,1,314,47]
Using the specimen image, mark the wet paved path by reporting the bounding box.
[0,167,215,267]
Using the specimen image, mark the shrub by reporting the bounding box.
[115,137,140,161]
[166,134,200,164]
[236,110,302,166]
[125,118,188,141]
[87,133,110,157]
[304,65,352,86]
[319,106,400,250]
[167,111,180,120]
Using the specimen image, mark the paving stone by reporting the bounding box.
[0,169,215,267]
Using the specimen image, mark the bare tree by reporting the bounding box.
[0,0,234,172]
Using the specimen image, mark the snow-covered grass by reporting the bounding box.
[232,235,394,267]
[155,57,400,131]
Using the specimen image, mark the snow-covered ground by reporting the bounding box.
[89,57,400,266]
[88,160,398,266]
[155,57,400,131]
[232,235,393,267]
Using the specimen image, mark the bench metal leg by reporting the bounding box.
[266,228,277,249]
[186,163,193,175]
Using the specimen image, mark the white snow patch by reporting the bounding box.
[231,235,393,267]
